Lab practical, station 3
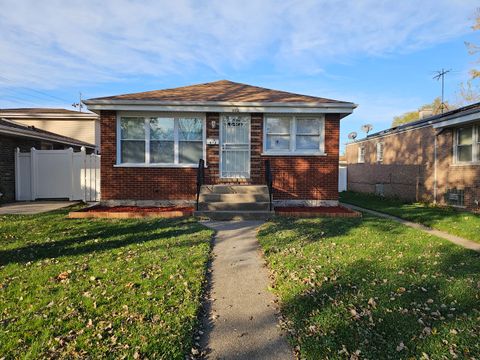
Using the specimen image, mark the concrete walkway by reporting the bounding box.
[342,203,480,252]
[200,221,292,360]
[0,201,77,215]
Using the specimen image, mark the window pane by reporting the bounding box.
[266,135,290,150]
[150,118,174,140]
[121,141,145,163]
[150,140,174,163]
[458,145,473,162]
[266,118,290,134]
[179,118,203,141]
[179,141,203,164]
[296,135,320,150]
[458,127,473,145]
[121,117,145,139]
[297,119,320,134]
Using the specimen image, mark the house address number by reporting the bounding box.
[207,138,219,145]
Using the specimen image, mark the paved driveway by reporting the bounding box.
[0,201,77,215]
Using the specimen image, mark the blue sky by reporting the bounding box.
[0,0,478,152]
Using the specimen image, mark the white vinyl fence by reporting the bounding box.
[15,147,100,202]
[338,165,347,192]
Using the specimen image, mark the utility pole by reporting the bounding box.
[433,68,451,114]
[72,92,84,112]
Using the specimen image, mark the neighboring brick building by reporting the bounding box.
[0,119,95,203]
[345,102,480,211]
[84,80,356,207]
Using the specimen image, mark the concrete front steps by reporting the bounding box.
[194,185,274,220]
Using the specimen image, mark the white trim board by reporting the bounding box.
[87,103,355,116]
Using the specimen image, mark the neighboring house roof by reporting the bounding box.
[0,108,98,120]
[0,118,96,149]
[84,80,357,116]
[348,101,480,144]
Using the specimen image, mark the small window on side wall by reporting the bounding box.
[358,146,365,163]
[456,126,474,163]
[376,142,384,162]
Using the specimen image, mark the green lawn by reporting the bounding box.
[340,191,480,243]
[0,207,213,359]
[258,215,480,359]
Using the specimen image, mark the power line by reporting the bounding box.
[0,74,71,104]
[0,87,66,104]
[433,68,451,114]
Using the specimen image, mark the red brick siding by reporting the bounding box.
[100,111,340,201]
[100,110,197,200]
[345,124,480,210]
[264,114,340,200]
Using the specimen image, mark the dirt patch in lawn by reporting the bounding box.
[275,206,361,218]
[68,206,194,219]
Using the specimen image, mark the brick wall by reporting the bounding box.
[265,114,340,201]
[0,135,40,203]
[100,111,340,203]
[345,124,480,210]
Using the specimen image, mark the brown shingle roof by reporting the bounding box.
[89,80,351,104]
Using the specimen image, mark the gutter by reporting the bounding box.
[84,99,357,117]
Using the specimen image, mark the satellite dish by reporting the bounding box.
[361,124,373,134]
[348,131,357,140]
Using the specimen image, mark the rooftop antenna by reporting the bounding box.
[72,92,84,112]
[433,68,451,114]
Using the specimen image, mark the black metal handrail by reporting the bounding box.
[196,159,205,211]
[264,159,273,211]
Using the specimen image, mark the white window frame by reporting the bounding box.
[358,145,365,163]
[262,114,326,155]
[454,124,480,164]
[376,142,384,162]
[115,112,206,167]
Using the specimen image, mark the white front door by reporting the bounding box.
[220,114,251,178]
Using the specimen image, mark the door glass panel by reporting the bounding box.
[221,116,250,178]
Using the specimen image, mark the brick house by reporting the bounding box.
[345,102,480,211]
[0,119,95,203]
[84,80,356,215]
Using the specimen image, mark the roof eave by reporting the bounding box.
[84,100,357,115]
[0,126,96,149]
[432,111,480,129]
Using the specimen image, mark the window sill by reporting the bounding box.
[114,163,206,168]
[261,151,327,156]
[451,162,480,167]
